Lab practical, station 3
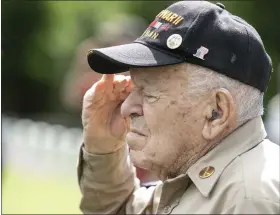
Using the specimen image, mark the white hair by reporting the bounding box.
[186,64,264,125]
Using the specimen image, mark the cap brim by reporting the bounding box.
[87,42,185,74]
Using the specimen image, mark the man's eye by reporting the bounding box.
[144,94,159,103]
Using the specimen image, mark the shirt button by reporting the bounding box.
[163,205,171,214]
[199,166,215,179]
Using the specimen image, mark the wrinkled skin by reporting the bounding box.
[83,63,237,181]
[121,63,237,180]
[120,64,205,179]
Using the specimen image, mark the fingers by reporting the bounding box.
[85,74,132,103]
[125,78,133,93]
[102,74,130,92]
[85,74,114,99]
[101,74,114,83]
[113,76,133,101]
[113,77,129,92]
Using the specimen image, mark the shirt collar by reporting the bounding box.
[187,116,267,197]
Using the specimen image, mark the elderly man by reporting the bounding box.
[78,1,279,214]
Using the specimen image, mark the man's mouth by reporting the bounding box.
[130,128,146,136]
[126,128,148,151]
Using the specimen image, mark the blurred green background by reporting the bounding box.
[2,1,279,214]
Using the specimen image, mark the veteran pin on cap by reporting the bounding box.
[87,1,272,92]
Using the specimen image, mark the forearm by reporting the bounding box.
[77,144,138,214]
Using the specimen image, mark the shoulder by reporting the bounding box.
[220,139,279,213]
[216,139,279,200]
[239,139,279,202]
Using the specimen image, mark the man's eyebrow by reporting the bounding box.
[131,74,146,87]
[137,76,152,86]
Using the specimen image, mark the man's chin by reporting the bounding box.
[129,149,170,181]
[129,149,152,171]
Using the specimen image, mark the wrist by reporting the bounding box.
[84,138,125,155]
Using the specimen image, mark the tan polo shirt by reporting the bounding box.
[77,116,280,214]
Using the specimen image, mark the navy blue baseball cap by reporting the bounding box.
[87,1,272,92]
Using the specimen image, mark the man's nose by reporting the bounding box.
[121,92,143,118]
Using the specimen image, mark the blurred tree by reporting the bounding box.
[2,1,51,115]
[126,1,175,22]
[1,1,128,120]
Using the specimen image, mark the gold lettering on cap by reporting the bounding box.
[141,29,148,37]
[162,11,172,20]
[140,29,159,40]
[167,14,178,22]
[151,32,159,39]
[156,10,167,19]
[156,10,165,18]
[156,9,184,25]
[147,30,154,38]
[173,16,184,25]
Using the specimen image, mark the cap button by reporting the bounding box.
[216,2,225,9]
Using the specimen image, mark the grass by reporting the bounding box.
[2,167,82,214]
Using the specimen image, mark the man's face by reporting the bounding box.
[121,63,209,179]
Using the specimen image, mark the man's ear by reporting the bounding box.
[202,88,237,140]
